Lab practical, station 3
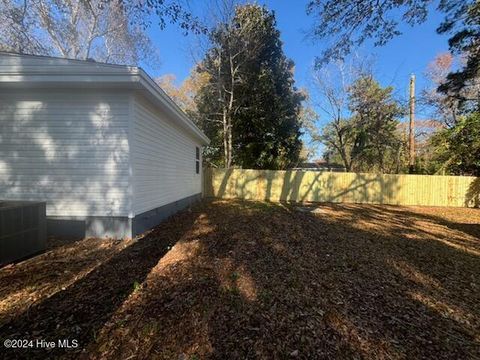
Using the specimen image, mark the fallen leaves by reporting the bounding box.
[0,200,479,359]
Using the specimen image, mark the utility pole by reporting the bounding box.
[409,74,416,174]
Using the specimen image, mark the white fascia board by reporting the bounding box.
[0,73,140,86]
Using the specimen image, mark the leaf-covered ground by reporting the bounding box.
[1,200,479,359]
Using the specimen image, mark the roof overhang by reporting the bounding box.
[0,53,210,145]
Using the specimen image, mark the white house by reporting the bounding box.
[0,52,209,239]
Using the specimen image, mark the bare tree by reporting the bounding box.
[295,88,320,165]
[0,0,158,65]
[198,0,242,168]
[421,53,460,128]
[196,2,266,168]
[422,52,480,128]
[0,1,42,54]
[312,56,405,173]
[311,57,372,171]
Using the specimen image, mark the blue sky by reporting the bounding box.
[144,1,451,157]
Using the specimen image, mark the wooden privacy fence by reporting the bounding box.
[203,168,480,208]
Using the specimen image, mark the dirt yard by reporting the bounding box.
[0,200,479,359]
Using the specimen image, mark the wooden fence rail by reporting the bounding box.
[204,168,480,208]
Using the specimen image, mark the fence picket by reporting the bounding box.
[204,169,480,208]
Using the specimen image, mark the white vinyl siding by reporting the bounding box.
[132,96,202,215]
[0,89,131,217]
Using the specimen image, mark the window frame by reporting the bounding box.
[195,146,200,174]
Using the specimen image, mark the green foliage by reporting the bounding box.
[430,112,480,176]
[229,271,240,281]
[306,0,479,98]
[348,76,404,172]
[133,281,142,293]
[437,1,480,101]
[195,4,304,169]
[306,0,480,175]
[321,75,404,173]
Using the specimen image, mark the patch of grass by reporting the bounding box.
[258,289,273,304]
[229,271,240,281]
[116,318,128,328]
[132,281,142,293]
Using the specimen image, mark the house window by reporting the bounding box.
[195,146,200,174]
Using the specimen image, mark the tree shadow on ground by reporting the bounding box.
[0,209,200,359]
[75,200,479,360]
[0,237,124,322]
[343,202,480,248]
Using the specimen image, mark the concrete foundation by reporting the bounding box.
[47,193,202,239]
[131,193,201,237]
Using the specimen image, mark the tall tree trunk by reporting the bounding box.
[342,152,351,172]
[376,142,385,173]
[335,126,351,171]
[225,53,236,168]
[223,108,229,168]
[227,118,232,167]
